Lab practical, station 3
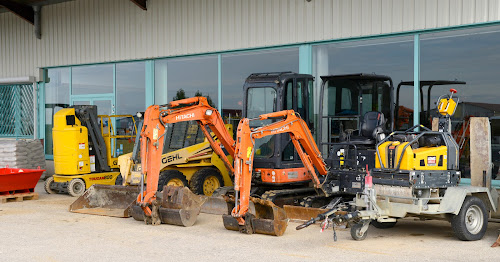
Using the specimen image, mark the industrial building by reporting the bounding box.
[1,0,500,165]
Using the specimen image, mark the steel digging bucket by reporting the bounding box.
[222,197,288,236]
[132,186,207,227]
[69,185,139,217]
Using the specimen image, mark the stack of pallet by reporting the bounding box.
[0,139,46,175]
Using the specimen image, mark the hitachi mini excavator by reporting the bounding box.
[222,110,337,235]
[129,96,237,226]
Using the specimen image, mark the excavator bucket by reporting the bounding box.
[69,185,139,217]
[222,197,288,236]
[131,186,207,227]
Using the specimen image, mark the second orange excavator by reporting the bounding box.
[222,110,337,236]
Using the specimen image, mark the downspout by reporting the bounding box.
[34,6,41,39]
[33,81,38,139]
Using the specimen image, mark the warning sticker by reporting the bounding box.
[79,143,85,150]
[427,156,436,166]
[90,155,95,164]
[287,171,298,179]
[79,161,84,167]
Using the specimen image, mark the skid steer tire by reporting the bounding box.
[451,196,488,241]
[44,176,56,194]
[371,220,397,229]
[158,170,188,190]
[190,168,224,196]
[68,178,86,197]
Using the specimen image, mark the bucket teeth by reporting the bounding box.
[132,186,206,227]
[222,196,288,236]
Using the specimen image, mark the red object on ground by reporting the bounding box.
[0,167,45,195]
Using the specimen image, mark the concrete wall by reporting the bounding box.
[1,0,500,79]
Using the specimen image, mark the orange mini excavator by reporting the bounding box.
[130,96,236,225]
[222,110,336,236]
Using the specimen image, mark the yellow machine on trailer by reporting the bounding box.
[45,105,137,196]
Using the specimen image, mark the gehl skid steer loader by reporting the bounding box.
[117,121,233,196]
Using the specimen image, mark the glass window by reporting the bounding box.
[222,48,299,119]
[313,36,413,130]
[45,68,71,154]
[421,25,500,178]
[72,64,113,95]
[246,87,276,126]
[116,62,146,115]
[155,56,218,107]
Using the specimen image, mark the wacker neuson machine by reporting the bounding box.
[298,89,499,242]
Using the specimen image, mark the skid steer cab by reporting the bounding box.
[298,89,499,243]
[46,105,137,197]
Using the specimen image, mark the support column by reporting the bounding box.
[218,54,222,113]
[299,44,312,74]
[413,34,420,128]
[145,60,155,107]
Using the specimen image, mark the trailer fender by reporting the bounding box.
[439,186,497,215]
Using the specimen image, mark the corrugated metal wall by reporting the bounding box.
[1,0,500,79]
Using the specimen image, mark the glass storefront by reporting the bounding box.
[41,23,500,175]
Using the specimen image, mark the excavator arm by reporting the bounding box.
[137,97,235,218]
[227,110,329,235]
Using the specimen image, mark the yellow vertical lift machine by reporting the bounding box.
[45,105,137,196]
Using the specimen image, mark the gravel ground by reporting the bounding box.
[1,181,500,262]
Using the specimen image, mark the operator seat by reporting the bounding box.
[348,111,386,145]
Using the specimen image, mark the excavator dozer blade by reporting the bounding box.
[283,205,328,221]
[222,197,288,236]
[69,185,139,217]
[200,196,230,215]
[131,186,207,227]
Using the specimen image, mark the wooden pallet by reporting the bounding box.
[0,192,39,203]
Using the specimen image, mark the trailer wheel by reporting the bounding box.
[68,178,86,197]
[451,196,488,241]
[190,168,224,196]
[350,222,368,241]
[158,170,188,190]
[371,220,397,229]
[44,176,56,194]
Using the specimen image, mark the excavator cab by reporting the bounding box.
[243,72,315,189]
